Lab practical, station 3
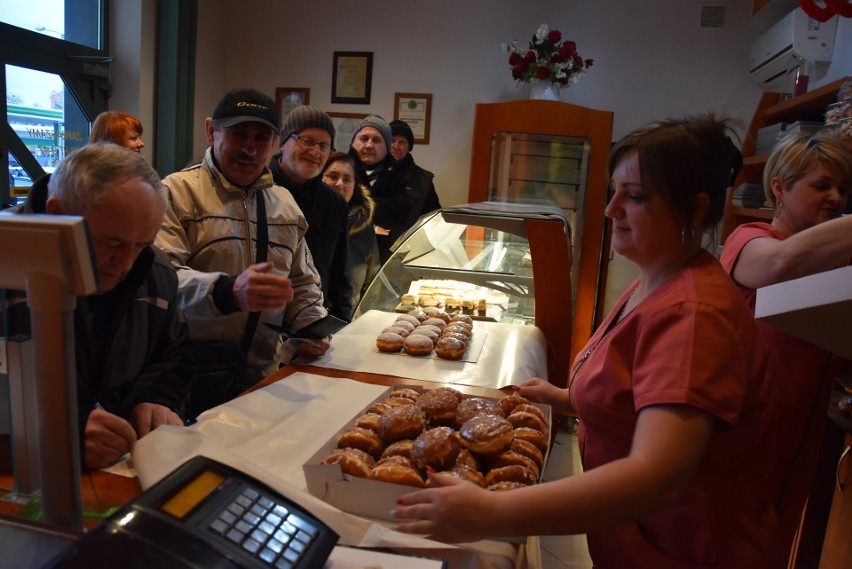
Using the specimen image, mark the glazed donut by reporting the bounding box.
[446,320,472,332]
[382,326,410,338]
[355,413,381,432]
[376,405,426,442]
[485,464,536,487]
[455,397,505,426]
[454,448,481,472]
[391,319,416,333]
[512,426,548,454]
[450,314,473,326]
[437,386,465,402]
[486,481,527,492]
[365,402,390,416]
[395,314,421,328]
[443,324,472,341]
[490,450,540,479]
[369,458,425,487]
[507,411,549,434]
[376,332,404,353]
[433,465,486,487]
[403,334,434,356]
[511,404,548,425]
[410,426,461,471]
[416,388,460,426]
[337,427,385,457]
[458,415,514,456]
[435,337,466,360]
[386,388,421,402]
[421,318,447,331]
[381,439,414,460]
[511,438,544,470]
[321,448,375,478]
[499,394,531,417]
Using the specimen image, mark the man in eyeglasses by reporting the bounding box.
[269,105,353,320]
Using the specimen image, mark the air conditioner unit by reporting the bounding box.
[749,7,837,91]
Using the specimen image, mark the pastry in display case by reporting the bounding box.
[354,201,575,386]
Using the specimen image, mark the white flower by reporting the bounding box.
[535,24,549,42]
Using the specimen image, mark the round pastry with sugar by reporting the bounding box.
[484,464,536,487]
[416,387,460,426]
[337,426,385,457]
[381,439,414,460]
[458,414,513,456]
[512,426,548,454]
[376,404,426,442]
[386,388,421,402]
[421,317,447,331]
[507,410,549,434]
[395,314,421,328]
[321,448,375,478]
[455,397,504,426]
[368,457,425,487]
[403,333,434,356]
[376,332,404,353]
[436,337,466,360]
[391,319,416,333]
[499,394,531,416]
[434,465,486,487]
[410,426,461,471]
[450,314,473,326]
[382,325,410,338]
[355,413,381,432]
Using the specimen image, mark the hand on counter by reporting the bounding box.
[84,408,137,470]
[295,336,331,359]
[131,402,184,437]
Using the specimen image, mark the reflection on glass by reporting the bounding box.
[5,65,89,206]
[357,211,536,325]
[487,132,590,300]
[0,0,102,50]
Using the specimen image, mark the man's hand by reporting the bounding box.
[84,408,138,470]
[130,402,183,437]
[295,336,331,359]
[233,261,294,311]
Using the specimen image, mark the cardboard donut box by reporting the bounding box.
[303,384,552,540]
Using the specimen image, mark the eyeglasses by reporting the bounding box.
[323,172,355,186]
[290,133,331,153]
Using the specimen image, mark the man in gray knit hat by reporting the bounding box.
[348,114,409,264]
[270,105,353,320]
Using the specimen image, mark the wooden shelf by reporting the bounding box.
[721,75,850,244]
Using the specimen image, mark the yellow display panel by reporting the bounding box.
[160,470,225,519]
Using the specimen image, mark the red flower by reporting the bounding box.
[536,67,551,80]
[547,29,562,43]
[559,41,577,58]
[509,52,520,65]
[524,50,536,62]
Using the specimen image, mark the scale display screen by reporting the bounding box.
[160,469,224,519]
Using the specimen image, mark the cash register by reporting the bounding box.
[45,455,339,569]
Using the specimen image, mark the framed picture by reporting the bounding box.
[328,112,368,152]
[393,92,432,145]
[275,87,310,126]
[331,52,373,104]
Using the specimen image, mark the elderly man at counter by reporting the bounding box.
[4,143,190,469]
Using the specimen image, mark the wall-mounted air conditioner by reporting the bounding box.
[749,7,838,91]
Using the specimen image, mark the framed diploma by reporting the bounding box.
[331,52,373,104]
[393,92,432,145]
[327,112,368,152]
[275,87,310,125]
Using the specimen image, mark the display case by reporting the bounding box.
[354,201,574,387]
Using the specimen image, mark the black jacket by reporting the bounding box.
[269,157,354,320]
[393,153,441,229]
[5,189,190,442]
[348,149,410,264]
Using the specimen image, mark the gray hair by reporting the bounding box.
[48,142,164,214]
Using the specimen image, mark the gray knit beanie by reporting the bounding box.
[280,105,335,143]
[352,114,393,151]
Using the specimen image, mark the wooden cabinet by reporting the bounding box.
[819,433,852,568]
[721,76,851,245]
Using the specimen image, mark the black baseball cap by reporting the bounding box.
[212,88,279,133]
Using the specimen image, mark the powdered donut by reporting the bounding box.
[382,325,410,338]
[376,332,404,353]
[403,333,434,356]
[421,317,447,331]
[395,314,421,328]
[435,337,466,360]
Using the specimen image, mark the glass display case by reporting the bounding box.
[355,201,575,386]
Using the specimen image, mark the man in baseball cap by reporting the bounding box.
[155,89,330,411]
[270,106,354,320]
[348,114,409,264]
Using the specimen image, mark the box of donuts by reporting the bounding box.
[303,384,551,540]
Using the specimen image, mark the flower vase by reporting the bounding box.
[530,82,561,101]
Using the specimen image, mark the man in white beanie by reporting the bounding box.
[270,105,353,320]
[348,114,410,265]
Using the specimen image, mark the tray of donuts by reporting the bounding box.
[376,310,481,361]
[304,385,550,534]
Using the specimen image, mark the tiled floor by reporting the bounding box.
[538,418,593,569]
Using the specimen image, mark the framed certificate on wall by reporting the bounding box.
[394,92,432,144]
[331,52,373,104]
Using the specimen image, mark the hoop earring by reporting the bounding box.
[774,200,783,219]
